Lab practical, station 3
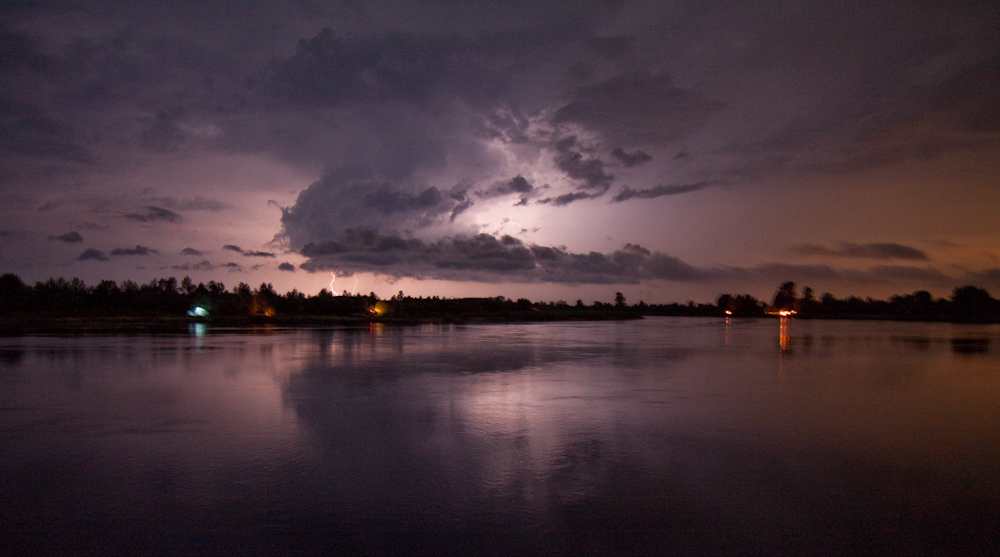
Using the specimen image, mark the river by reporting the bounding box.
[2,317,999,554]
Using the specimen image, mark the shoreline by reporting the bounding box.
[4,311,999,336]
[0,311,644,335]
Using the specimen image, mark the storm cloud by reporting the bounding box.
[76,249,109,262]
[794,243,929,261]
[110,245,158,256]
[551,136,614,195]
[612,182,713,202]
[553,71,726,145]
[0,2,997,300]
[299,229,705,284]
[124,207,182,223]
[147,196,233,212]
[49,231,83,243]
[611,148,652,167]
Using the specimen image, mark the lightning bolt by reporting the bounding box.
[329,272,336,293]
[352,275,358,295]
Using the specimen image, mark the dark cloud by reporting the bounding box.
[448,191,473,222]
[281,173,469,249]
[851,265,950,284]
[794,242,929,261]
[478,175,534,198]
[299,229,705,284]
[715,262,956,291]
[364,184,446,216]
[110,245,157,256]
[1,2,998,298]
[76,248,109,261]
[172,260,213,271]
[930,54,1000,133]
[716,11,1000,178]
[552,72,725,144]
[139,107,189,153]
[552,136,613,193]
[537,191,598,206]
[77,222,108,230]
[0,27,53,73]
[0,100,94,163]
[612,182,712,203]
[124,206,181,223]
[502,176,533,194]
[49,231,83,243]
[264,27,517,112]
[964,268,1000,291]
[148,196,233,212]
[278,262,296,271]
[181,247,204,256]
[720,263,841,284]
[610,148,652,167]
[221,244,275,257]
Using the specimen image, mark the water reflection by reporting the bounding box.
[951,337,991,354]
[0,347,24,366]
[2,319,1000,554]
[779,316,792,352]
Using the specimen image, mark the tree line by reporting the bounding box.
[1,273,999,323]
[713,281,1000,323]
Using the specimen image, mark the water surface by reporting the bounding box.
[2,318,999,554]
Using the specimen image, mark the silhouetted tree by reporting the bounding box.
[0,273,28,311]
[950,285,994,321]
[772,281,797,311]
[181,276,196,295]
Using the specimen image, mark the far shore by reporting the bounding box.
[0,311,644,335]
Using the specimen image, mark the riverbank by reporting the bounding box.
[0,310,643,335]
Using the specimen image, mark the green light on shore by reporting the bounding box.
[187,306,209,317]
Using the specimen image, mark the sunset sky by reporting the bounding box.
[2,1,998,303]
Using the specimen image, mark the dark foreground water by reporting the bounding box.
[2,317,999,555]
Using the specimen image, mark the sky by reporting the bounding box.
[2,0,999,304]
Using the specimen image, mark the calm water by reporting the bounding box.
[2,317,999,555]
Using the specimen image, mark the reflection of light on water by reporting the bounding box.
[192,323,206,336]
[189,323,206,348]
[779,317,791,352]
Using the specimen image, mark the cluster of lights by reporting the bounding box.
[727,309,796,316]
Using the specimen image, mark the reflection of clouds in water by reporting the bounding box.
[4,320,1000,553]
[0,348,25,367]
[282,322,702,529]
